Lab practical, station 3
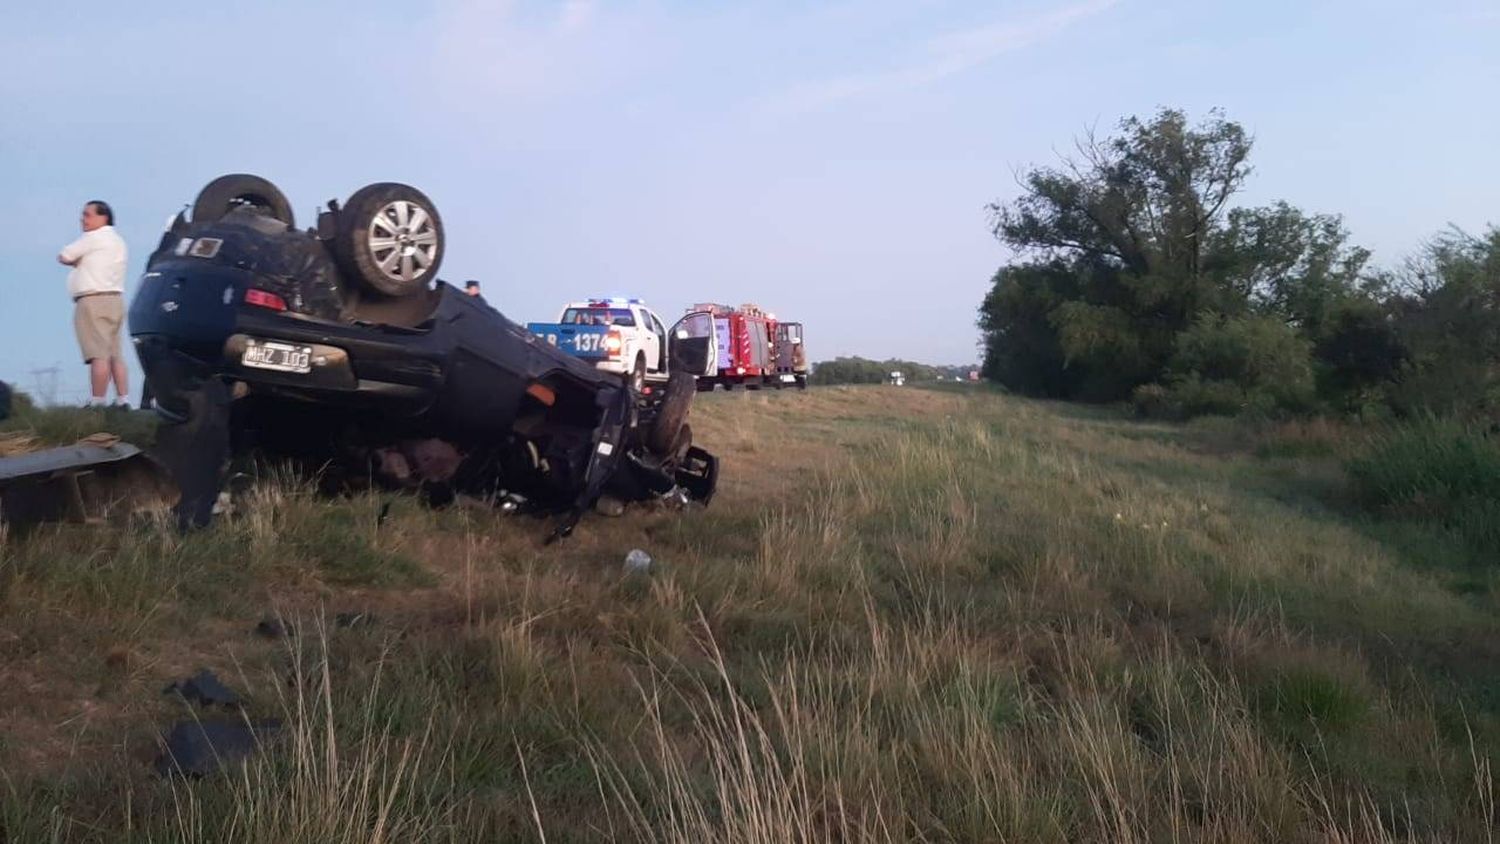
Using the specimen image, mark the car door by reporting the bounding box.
[646,310,668,372]
[670,311,718,377]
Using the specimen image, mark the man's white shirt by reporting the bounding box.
[60,225,127,298]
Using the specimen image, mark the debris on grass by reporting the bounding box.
[624,548,653,573]
[254,615,295,640]
[595,495,626,517]
[163,669,243,708]
[154,718,282,778]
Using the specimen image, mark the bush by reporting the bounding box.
[1347,418,1500,510]
[1136,314,1315,418]
[1347,417,1500,559]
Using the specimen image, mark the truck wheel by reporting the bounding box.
[192,174,295,228]
[630,354,647,396]
[334,182,444,298]
[796,376,808,391]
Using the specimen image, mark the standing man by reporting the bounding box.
[58,200,130,408]
[464,279,482,297]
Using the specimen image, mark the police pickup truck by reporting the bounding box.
[527,298,680,394]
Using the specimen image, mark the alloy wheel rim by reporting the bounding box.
[367,200,438,282]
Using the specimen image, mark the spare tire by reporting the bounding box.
[333,182,444,298]
[192,174,295,228]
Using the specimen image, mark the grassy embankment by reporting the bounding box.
[1,386,1498,842]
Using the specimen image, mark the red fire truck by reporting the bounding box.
[685,303,808,391]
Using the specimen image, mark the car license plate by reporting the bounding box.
[780,374,797,382]
[242,340,312,374]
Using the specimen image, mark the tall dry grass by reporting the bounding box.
[167,621,460,843]
[3,386,1499,842]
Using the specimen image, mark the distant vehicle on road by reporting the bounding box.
[888,371,905,386]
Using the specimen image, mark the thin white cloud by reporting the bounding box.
[763,0,1119,114]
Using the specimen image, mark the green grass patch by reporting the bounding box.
[1347,416,1500,563]
[1,396,158,448]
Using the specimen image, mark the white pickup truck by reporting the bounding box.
[526,298,672,393]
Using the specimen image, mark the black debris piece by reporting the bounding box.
[254,615,296,639]
[154,718,282,777]
[163,669,242,708]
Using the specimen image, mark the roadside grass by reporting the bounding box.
[1,395,158,449]
[1,384,1497,841]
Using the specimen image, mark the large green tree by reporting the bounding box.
[1385,227,1500,414]
[979,109,1372,406]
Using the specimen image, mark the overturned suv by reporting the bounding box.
[131,174,718,537]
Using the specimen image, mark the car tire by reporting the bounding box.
[796,376,808,391]
[668,422,694,466]
[647,371,695,456]
[192,174,295,228]
[334,182,445,298]
[630,354,647,396]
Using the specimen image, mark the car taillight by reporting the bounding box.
[736,366,745,375]
[244,288,288,311]
[603,331,623,356]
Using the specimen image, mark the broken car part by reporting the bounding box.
[155,718,282,778]
[0,438,175,529]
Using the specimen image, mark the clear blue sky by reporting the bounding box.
[2,0,1496,402]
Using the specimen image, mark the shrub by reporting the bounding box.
[1136,314,1315,418]
[1347,417,1500,558]
[1347,418,1500,511]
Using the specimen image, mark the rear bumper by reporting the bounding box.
[135,311,443,418]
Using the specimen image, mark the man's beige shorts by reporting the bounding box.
[74,293,124,363]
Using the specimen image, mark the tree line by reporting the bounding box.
[978,108,1499,420]
[809,357,973,385]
